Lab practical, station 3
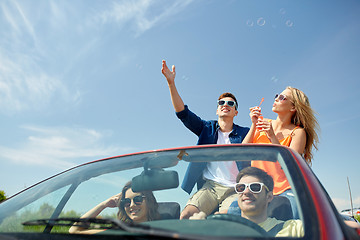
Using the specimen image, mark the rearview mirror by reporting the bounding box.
[131,169,179,192]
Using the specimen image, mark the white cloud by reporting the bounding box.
[12,1,37,44]
[1,2,20,33]
[332,196,360,212]
[0,0,195,114]
[98,0,194,36]
[0,1,40,52]
[0,54,79,113]
[0,1,82,114]
[0,125,133,169]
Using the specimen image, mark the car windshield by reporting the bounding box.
[0,145,310,238]
[1,0,359,239]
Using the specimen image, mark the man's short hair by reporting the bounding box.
[218,92,238,110]
[236,166,274,192]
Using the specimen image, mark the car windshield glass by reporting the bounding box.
[0,145,308,238]
[1,0,358,239]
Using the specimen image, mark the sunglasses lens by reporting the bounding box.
[133,196,144,205]
[275,94,286,101]
[227,101,235,107]
[121,196,144,208]
[235,184,246,193]
[218,100,236,108]
[235,183,265,193]
[218,100,225,106]
[121,198,131,208]
[249,183,262,193]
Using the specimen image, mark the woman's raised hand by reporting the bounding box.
[104,193,122,208]
[249,106,262,124]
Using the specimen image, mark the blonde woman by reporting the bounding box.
[243,86,320,218]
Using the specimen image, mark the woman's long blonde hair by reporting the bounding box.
[287,86,320,164]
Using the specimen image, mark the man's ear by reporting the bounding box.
[267,192,274,204]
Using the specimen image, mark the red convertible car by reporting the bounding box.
[0,144,359,239]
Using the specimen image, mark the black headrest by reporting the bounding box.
[157,202,181,220]
[267,195,293,221]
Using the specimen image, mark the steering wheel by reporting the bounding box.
[206,214,269,236]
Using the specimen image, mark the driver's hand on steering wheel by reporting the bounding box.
[189,211,207,220]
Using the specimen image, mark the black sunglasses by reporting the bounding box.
[120,195,145,208]
[234,182,269,194]
[217,100,237,109]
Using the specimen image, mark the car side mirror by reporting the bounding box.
[131,169,179,192]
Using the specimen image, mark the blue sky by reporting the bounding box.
[0,0,359,212]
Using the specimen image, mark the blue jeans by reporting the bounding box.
[279,189,299,219]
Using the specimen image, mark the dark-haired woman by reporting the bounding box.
[69,181,160,234]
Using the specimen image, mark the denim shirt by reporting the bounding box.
[176,105,250,194]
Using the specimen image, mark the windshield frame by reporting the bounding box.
[0,144,322,238]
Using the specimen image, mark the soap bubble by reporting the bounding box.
[285,20,294,27]
[182,75,189,81]
[271,76,279,83]
[257,17,266,26]
[136,64,143,70]
[246,19,254,27]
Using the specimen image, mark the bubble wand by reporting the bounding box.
[258,98,264,107]
[258,98,264,120]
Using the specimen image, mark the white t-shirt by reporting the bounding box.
[202,129,239,187]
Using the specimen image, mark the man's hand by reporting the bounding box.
[161,60,176,85]
[161,59,185,112]
[189,211,207,220]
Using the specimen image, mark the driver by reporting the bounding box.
[191,167,304,237]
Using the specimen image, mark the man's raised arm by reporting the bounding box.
[161,60,185,113]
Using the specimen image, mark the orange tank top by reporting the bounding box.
[251,122,300,195]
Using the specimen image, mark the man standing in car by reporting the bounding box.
[161,60,250,219]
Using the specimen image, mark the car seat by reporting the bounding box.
[158,202,181,219]
[267,195,293,221]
